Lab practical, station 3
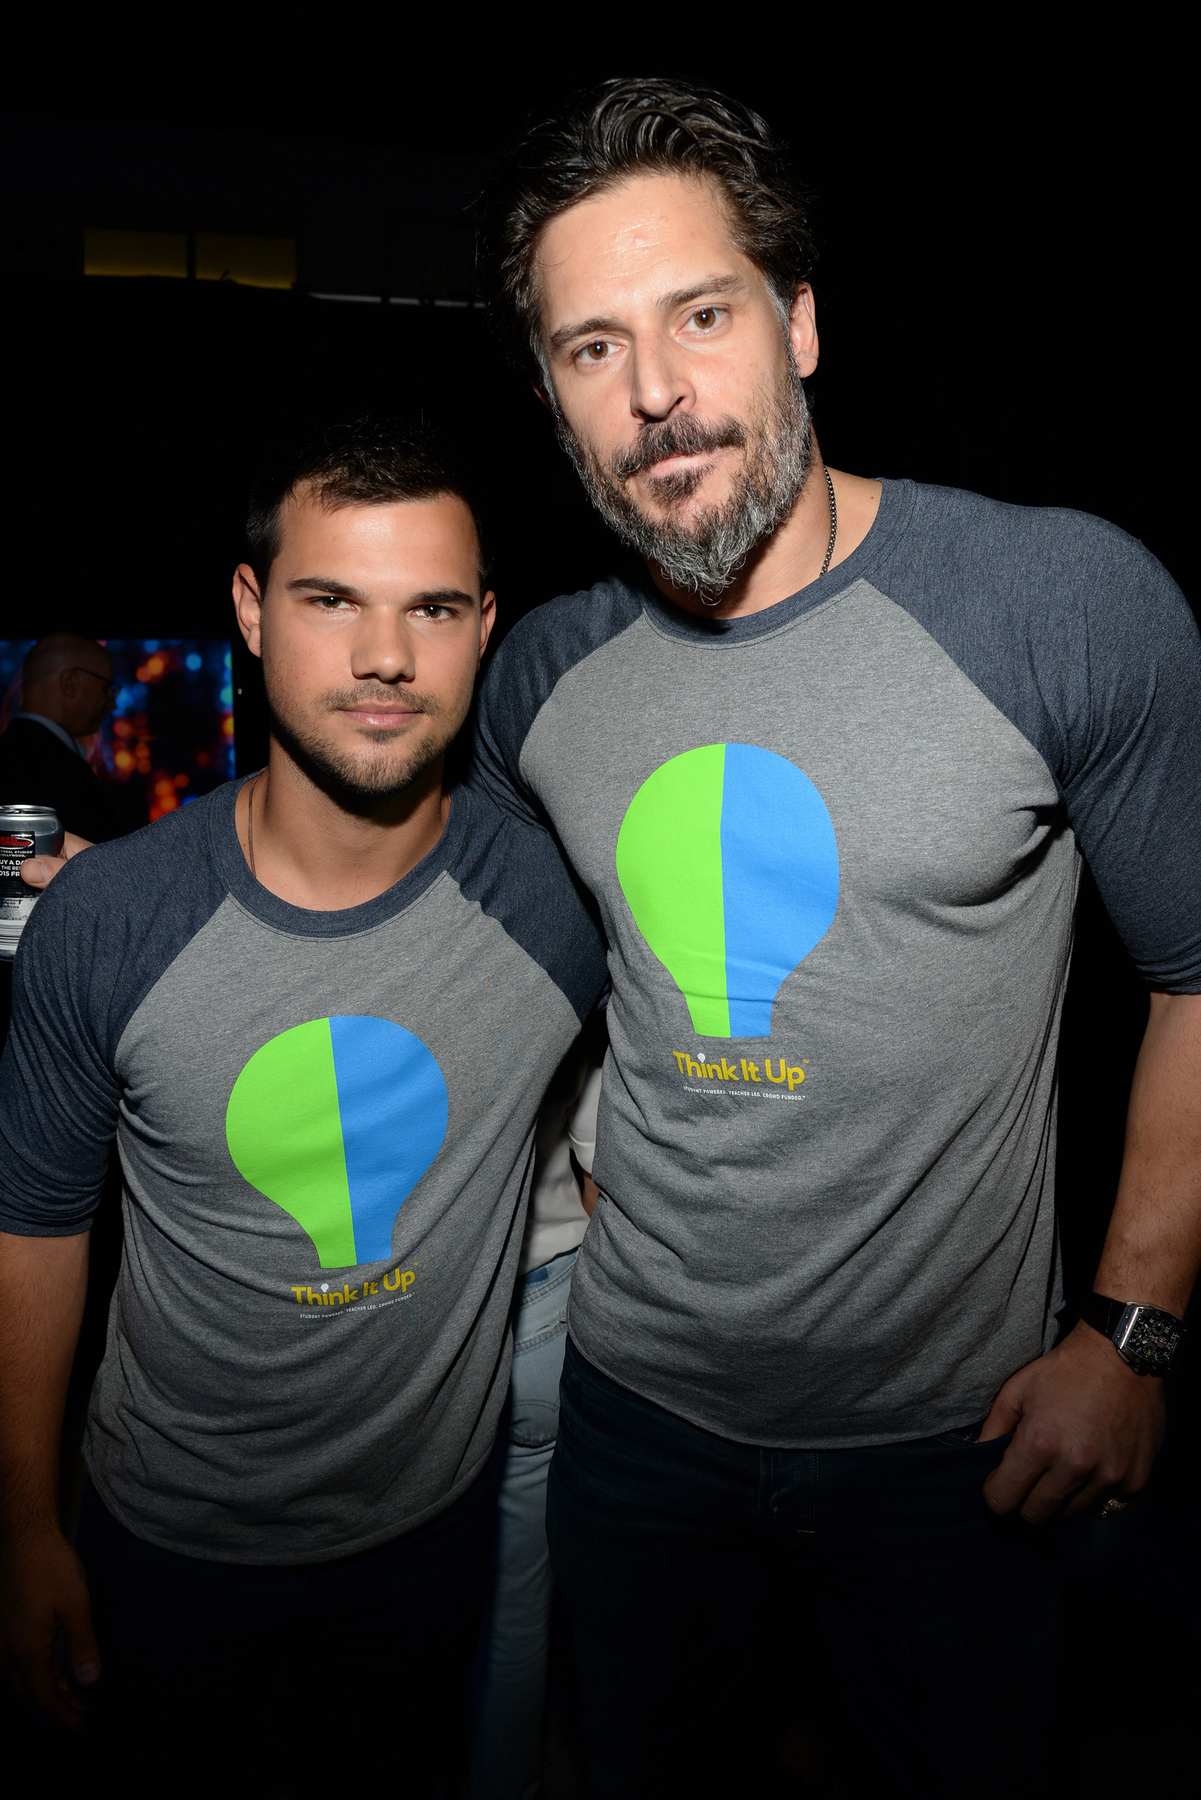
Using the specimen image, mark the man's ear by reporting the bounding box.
[232,564,265,659]
[478,589,498,659]
[788,283,819,381]
[531,348,558,412]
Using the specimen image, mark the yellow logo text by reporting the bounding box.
[290,1266,416,1307]
[672,1050,805,1091]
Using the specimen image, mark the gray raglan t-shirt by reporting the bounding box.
[474,479,1201,1448]
[0,780,605,1561]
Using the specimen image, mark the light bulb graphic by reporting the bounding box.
[615,743,839,1037]
[225,1015,448,1268]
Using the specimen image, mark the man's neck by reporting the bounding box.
[240,749,450,912]
[650,461,883,623]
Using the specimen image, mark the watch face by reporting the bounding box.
[1119,1307,1182,1375]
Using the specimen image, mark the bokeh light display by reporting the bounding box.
[0,639,235,826]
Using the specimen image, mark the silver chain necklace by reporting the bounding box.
[700,464,837,609]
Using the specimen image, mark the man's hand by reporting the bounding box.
[20,832,92,891]
[0,1525,100,1729]
[978,1320,1165,1524]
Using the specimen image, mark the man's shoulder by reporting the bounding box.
[453,778,582,895]
[475,576,645,777]
[452,782,607,1020]
[907,479,1164,587]
[884,479,1187,656]
[12,785,235,1057]
[0,714,79,769]
[491,576,644,683]
[29,783,227,926]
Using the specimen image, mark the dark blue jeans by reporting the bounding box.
[75,1452,501,1800]
[548,1339,1064,1800]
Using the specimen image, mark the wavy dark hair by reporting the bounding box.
[245,416,488,588]
[480,76,818,376]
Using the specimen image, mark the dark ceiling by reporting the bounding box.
[0,77,1192,641]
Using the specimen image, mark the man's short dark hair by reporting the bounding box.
[245,416,488,588]
[480,76,818,376]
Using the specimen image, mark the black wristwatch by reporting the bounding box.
[1080,1293,1187,1376]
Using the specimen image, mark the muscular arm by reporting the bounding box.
[982,991,1201,1522]
[0,1229,89,1531]
[1094,991,1201,1311]
[0,853,116,1722]
[0,1230,102,1728]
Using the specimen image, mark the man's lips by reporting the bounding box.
[638,447,725,479]
[340,706,424,729]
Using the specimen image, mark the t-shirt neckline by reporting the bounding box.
[208,774,469,938]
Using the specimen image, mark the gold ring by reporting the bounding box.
[1097,1496,1129,1519]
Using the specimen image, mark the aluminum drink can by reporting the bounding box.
[0,805,64,960]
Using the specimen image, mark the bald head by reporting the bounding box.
[22,633,114,738]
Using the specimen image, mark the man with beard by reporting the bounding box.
[473,79,1201,1798]
[0,421,605,1797]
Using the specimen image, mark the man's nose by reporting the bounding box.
[350,615,416,684]
[628,336,694,423]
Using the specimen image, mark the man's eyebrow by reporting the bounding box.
[658,272,746,312]
[285,578,479,608]
[548,315,622,355]
[286,576,368,598]
[547,273,747,356]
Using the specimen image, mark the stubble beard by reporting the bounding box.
[554,356,814,603]
[266,686,451,815]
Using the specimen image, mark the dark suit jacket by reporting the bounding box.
[0,717,134,842]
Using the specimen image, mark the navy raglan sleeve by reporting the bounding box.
[471,581,646,827]
[1060,529,1201,991]
[0,867,120,1234]
[0,797,230,1235]
[455,786,609,1024]
[472,634,555,829]
[890,491,1201,994]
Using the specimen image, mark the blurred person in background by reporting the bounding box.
[0,634,128,843]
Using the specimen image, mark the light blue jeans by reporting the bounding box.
[466,1246,577,1800]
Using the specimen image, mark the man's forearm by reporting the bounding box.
[1093,991,1201,1315]
[0,1231,88,1534]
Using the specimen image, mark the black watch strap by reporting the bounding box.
[1081,1292,1187,1375]
[1081,1293,1129,1340]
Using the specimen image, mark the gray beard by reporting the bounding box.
[555,360,813,602]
